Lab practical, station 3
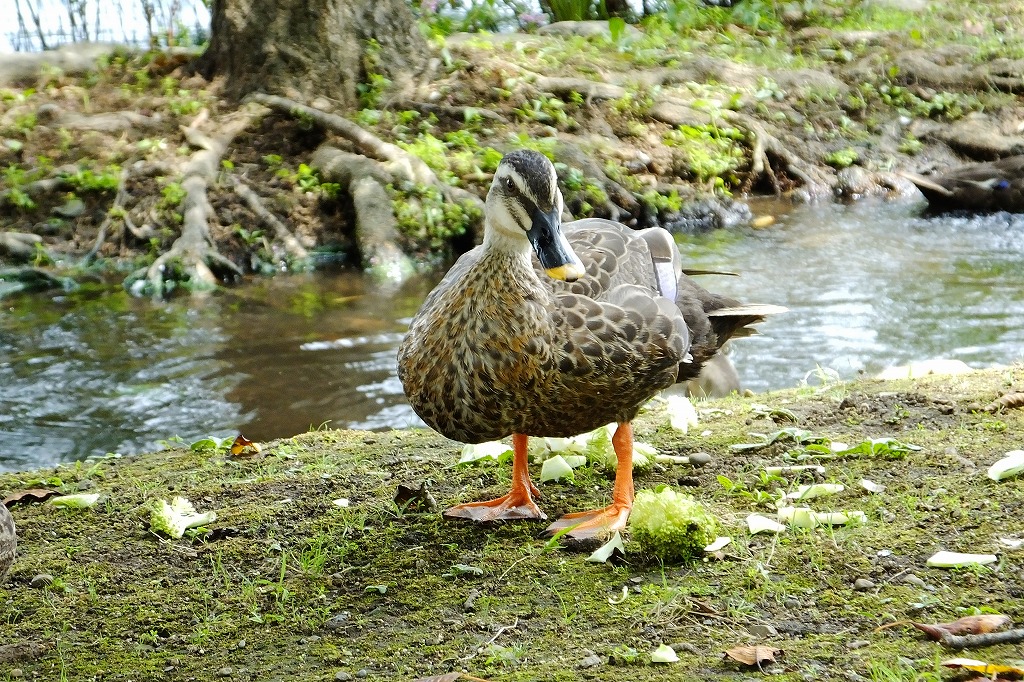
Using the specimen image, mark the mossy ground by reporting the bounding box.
[2,366,1022,681]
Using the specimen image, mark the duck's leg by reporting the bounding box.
[445,433,546,521]
[545,422,634,540]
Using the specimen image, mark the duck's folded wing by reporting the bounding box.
[552,218,663,299]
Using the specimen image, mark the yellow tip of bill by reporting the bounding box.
[545,263,585,281]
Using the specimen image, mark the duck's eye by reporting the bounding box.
[503,177,515,192]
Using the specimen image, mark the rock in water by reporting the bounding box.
[0,502,16,581]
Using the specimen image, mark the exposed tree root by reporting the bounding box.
[310,145,414,282]
[518,68,833,199]
[80,167,130,266]
[531,75,626,102]
[897,51,1024,95]
[130,103,265,296]
[37,103,162,133]
[251,93,447,190]
[395,100,509,123]
[230,176,310,262]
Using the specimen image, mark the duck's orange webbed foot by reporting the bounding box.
[444,433,546,522]
[544,503,631,540]
[545,421,637,541]
[445,491,545,522]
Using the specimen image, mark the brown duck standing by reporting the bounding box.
[398,149,782,540]
[0,502,15,581]
[900,155,1024,212]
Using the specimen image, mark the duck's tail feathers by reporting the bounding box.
[683,268,739,277]
[708,304,788,342]
[899,171,954,197]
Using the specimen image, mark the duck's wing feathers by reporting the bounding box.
[552,219,783,353]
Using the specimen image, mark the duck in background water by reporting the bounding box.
[901,155,1024,212]
[398,149,783,540]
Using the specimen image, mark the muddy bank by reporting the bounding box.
[1,366,1022,680]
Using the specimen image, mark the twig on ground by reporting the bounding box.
[941,627,1024,650]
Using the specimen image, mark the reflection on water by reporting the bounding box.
[2,199,1024,471]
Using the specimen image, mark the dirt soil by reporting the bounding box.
[1,367,1022,680]
[2,1,1024,293]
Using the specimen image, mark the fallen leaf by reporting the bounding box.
[747,513,787,535]
[2,489,61,506]
[926,551,998,568]
[651,643,679,663]
[229,434,261,457]
[984,392,1024,412]
[49,493,101,509]
[937,614,1012,636]
[911,615,1012,641]
[998,537,1023,550]
[394,482,437,513]
[540,455,574,483]
[458,441,512,464]
[704,536,731,553]
[588,531,625,564]
[724,644,782,667]
[783,483,844,501]
[411,673,462,682]
[941,657,1024,677]
[859,479,886,493]
[988,450,1024,481]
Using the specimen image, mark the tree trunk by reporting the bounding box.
[197,0,433,108]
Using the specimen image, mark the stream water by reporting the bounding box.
[2,198,1023,471]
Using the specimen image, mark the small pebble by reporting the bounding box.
[217,667,233,678]
[748,624,778,638]
[236,639,246,648]
[30,574,54,588]
[902,573,927,588]
[9,670,23,679]
[335,673,353,682]
[580,654,602,668]
[356,670,369,678]
[847,640,870,650]
[853,578,875,591]
[783,597,800,609]
[670,641,700,655]
[463,588,480,612]
[688,452,712,467]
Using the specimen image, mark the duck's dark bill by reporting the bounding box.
[527,207,585,281]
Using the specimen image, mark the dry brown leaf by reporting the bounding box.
[984,392,1024,412]
[913,614,1012,640]
[2,488,61,506]
[411,674,462,682]
[942,614,1011,635]
[724,645,783,667]
[941,657,1024,678]
[229,434,262,458]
